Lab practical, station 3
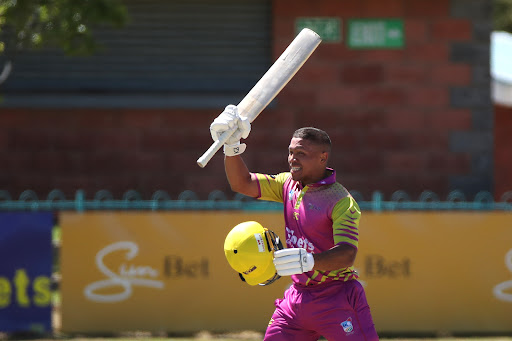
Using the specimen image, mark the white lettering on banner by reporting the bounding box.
[84,241,164,303]
[493,248,512,302]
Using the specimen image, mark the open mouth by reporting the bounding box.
[290,166,302,173]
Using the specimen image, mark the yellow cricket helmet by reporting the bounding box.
[224,221,283,286]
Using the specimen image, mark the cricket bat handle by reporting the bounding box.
[197,28,322,168]
[196,127,237,168]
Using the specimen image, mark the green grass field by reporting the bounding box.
[25,337,512,341]
[19,332,512,341]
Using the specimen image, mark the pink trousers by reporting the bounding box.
[264,280,379,341]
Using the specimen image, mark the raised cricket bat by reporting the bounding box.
[197,28,322,168]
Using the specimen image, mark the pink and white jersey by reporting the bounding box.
[253,169,360,286]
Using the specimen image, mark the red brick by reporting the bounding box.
[295,109,342,128]
[318,1,363,16]
[93,131,139,152]
[361,87,407,107]
[431,19,472,41]
[0,152,34,173]
[0,130,8,151]
[334,109,387,130]
[406,42,449,62]
[426,109,472,130]
[53,131,95,152]
[253,108,296,131]
[0,111,32,127]
[328,129,363,150]
[340,64,384,84]
[384,109,426,130]
[11,174,53,196]
[494,104,512,198]
[34,151,84,173]
[406,131,449,151]
[51,176,96,197]
[183,174,229,199]
[250,128,292,150]
[279,87,319,108]
[273,0,319,17]
[362,130,406,150]
[405,0,450,17]
[386,64,428,84]
[294,63,341,85]
[140,130,189,152]
[120,110,164,129]
[315,44,363,62]
[405,19,429,43]
[82,152,134,174]
[430,63,472,86]
[11,130,56,151]
[93,174,144,198]
[316,86,362,108]
[399,174,448,196]
[160,109,214,129]
[335,175,374,197]
[425,152,470,173]
[272,16,296,39]
[294,109,340,129]
[253,151,289,173]
[74,110,121,129]
[342,108,385,129]
[359,50,406,62]
[407,87,449,107]
[363,0,405,16]
[385,152,428,173]
[332,151,384,174]
[3,110,77,129]
[130,152,165,172]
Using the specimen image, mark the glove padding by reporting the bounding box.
[273,248,314,276]
[210,105,251,156]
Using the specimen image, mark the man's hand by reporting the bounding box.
[210,105,251,156]
[273,248,314,276]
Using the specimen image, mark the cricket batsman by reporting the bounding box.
[211,105,379,340]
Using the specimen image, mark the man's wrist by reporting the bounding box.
[224,142,246,156]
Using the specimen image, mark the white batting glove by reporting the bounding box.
[210,105,251,156]
[273,248,314,276]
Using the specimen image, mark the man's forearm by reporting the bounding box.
[312,244,357,271]
[224,155,254,196]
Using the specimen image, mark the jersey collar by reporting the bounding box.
[296,168,336,189]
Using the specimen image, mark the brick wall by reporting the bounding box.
[271,0,493,200]
[0,108,223,200]
[0,0,495,201]
[494,104,512,200]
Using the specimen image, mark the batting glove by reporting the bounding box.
[210,105,251,156]
[273,248,314,276]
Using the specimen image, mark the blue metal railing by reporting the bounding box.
[0,189,511,212]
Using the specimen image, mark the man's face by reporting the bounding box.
[288,137,327,185]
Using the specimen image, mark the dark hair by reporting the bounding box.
[292,127,332,152]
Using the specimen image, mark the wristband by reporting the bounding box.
[224,142,247,156]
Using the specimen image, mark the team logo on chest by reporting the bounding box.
[288,189,294,201]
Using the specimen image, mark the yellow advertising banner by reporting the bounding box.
[357,212,512,334]
[61,211,512,334]
[60,212,290,334]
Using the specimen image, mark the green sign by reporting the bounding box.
[347,19,404,49]
[295,18,341,43]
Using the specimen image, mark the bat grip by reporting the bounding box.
[196,128,236,168]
